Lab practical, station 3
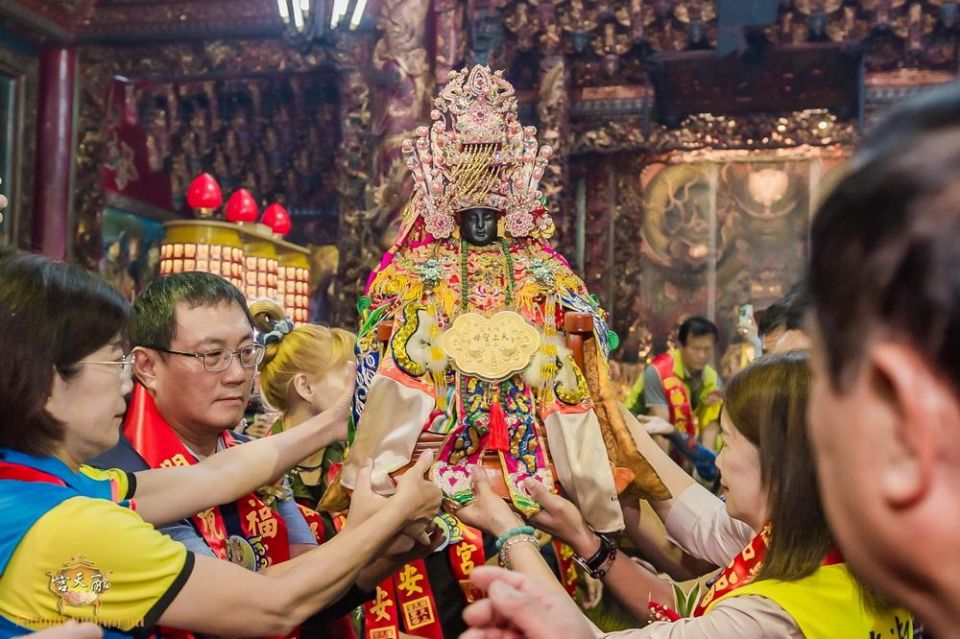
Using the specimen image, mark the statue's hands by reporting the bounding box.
[525,479,599,558]
[458,466,525,537]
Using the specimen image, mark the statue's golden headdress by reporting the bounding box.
[401,65,555,240]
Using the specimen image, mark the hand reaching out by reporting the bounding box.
[458,466,525,537]
[460,566,594,639]
[524,479,599,558]
[636,414,675,437]
[393,451,443,525]
[319,361,356,442]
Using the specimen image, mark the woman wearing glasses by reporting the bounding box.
[0,252,442,638]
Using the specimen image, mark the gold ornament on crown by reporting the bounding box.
[401,65,556,240]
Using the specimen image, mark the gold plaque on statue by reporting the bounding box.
[441,311,541,382]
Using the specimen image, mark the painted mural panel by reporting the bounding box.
[623,150,846,355]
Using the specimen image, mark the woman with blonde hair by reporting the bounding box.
[249,298,355,517]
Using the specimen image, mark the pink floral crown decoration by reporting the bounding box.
[401,65,555,240]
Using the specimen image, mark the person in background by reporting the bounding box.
[754,283,811,355]
[625,316,723,481]
[250,298,354,521]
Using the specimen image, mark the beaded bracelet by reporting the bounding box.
[495,525,535,550]
[498,533,541,570]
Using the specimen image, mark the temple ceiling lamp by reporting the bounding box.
[276,0,369,48]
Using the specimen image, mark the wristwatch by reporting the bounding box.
[571,533,618,579]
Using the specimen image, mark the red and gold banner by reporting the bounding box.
[392,560,443,639]
[449,526,485,604]
[553,539,579,598]
[653,353,697,442]
[364,578,401,639]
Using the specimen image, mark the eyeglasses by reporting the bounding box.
[75,353,135,376]
[147,344,264,373]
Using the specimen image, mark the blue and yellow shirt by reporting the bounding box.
[0,450,194,638]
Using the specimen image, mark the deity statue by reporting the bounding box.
[335,66,667,535]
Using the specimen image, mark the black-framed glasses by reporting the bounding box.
[147,344,264,373]
[75,353,135,376]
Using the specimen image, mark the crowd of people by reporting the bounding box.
[0,80,958,639]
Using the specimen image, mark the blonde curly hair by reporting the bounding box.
[249,298,355,413]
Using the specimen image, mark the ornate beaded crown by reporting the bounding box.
[401,65,555,240]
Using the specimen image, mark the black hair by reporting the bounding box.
[131,272,252,349]
[0,251,130,455]
[678,315,719,345]
[809,82,960,392]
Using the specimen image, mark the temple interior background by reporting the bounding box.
[1,0,957,375]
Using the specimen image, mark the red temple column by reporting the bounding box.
[31,46,76,259]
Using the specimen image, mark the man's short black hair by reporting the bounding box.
[809,82,960,393]
[758,300,789,338]
[678,315,719,345]
[132,272,253,349]
[759,281,810,337]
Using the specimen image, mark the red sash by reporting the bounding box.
[449,526,485,604]
[552,540,580,598]
[0,462,66,485]
[124,384,291,639]
[649,524,843,620]
[652,353,696,442]
[364,576,401,639]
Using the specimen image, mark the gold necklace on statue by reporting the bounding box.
[459,238,514,312]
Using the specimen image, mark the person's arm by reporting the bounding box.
[642,366,670,422]
[133,372,352,526]
[160,453,442,636]
[648,405,671,421]
[461,567,801,639]
[620,501,697,581]
[457,467,569,597]
[617,404,695,523]
[699,420,719,452]
[524,479,673,620]
[20,622,103,639]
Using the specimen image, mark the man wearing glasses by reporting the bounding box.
[93,273,352,628]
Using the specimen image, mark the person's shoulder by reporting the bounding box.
[644,362,665,383]
[38,495,143,530]
[88,434,148,473]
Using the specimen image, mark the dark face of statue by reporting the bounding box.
[460,207,500,246]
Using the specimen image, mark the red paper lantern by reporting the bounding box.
[262,203,292,237]
[186,173,223,217]
[225,189,259,224]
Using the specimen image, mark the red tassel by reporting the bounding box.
[487,398,509,452]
